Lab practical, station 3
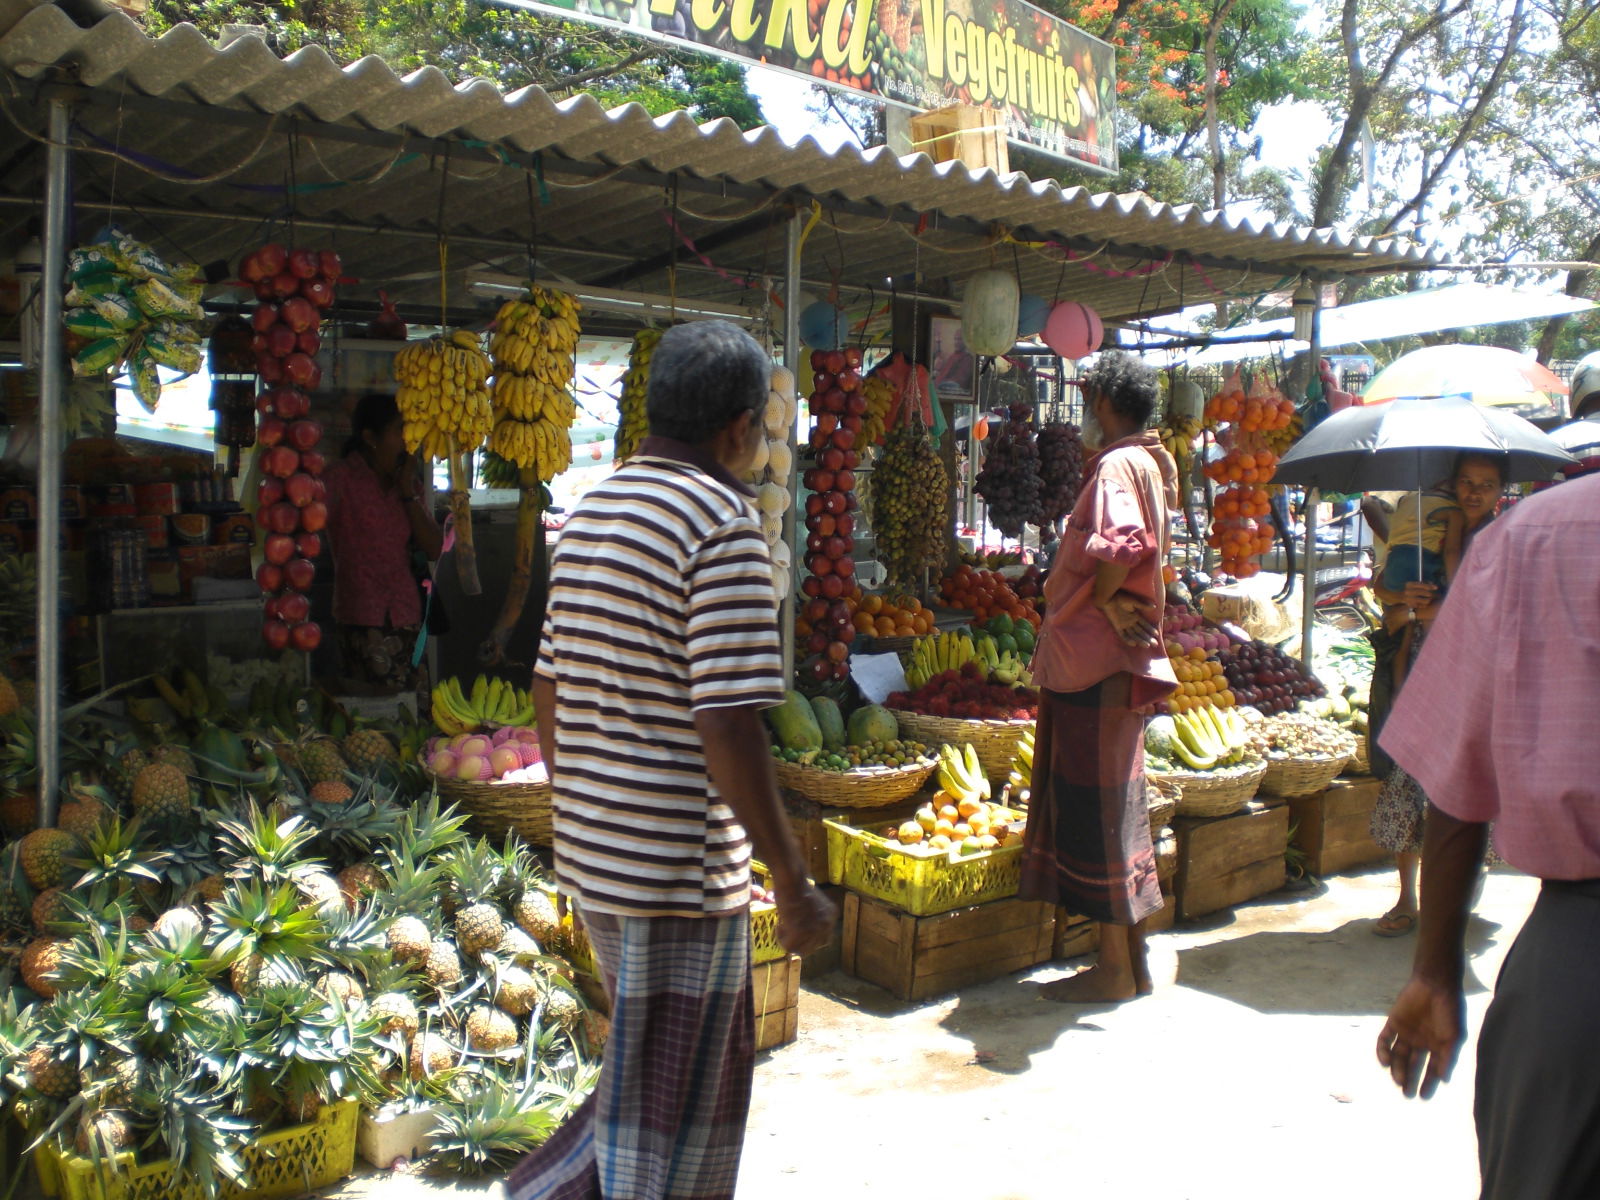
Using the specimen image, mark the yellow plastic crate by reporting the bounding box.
[824,814,1026,916]
[548,870,784,972]
[36,1099,357,1200]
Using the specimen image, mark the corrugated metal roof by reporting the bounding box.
[0,0,1441,326]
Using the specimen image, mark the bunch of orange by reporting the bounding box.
[939,566,1044,630]
[851,592,934,639]
[1205,386,1294,433]
[1204,445,1280,486]
[1167,645,1235,714]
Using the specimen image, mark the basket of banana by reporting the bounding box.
[1145,705,1266,818]
[1252,712,1358,798]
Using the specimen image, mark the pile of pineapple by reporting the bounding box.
[0,716,601,1182]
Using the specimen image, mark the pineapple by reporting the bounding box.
[296,870,344,914]
[342,729,398,775]
[0,788,36,835]
[466,1005,518,1053]
[496,926,540,962]
[20,935,68,996]
[56,797,107,839]
[193,988,237,1022]
[0,669,19,718]
[19,828,76,889]
[513,886,562,946]
[315,971,365,1006]
[93,1055,144,1109]
[337,862,384,908]
[130,763,192,825]
[424,940,463,990]
[196,874,226,903]
[112,748,150,801]
[298,737,348,784]
[408,1032,457,1080]
[386,916,431,964]
[544,986,582,1031]
[0,884,28,932]
[308,780,353,806]
[31,886,70,932]
[152,906,203,941]
[370,991,420,1038]
[25,1044,80,1098]
[445,842,507,958]
[75,1109,136,1155]
[230,953,265,996]
[283,1081,322,1125]
[494,965,539,1017]
[148,745,196,776]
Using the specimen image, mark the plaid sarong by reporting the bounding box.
[1017,674,1162,927]
[504,910,754,1200]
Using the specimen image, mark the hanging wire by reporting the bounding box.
[435,144,452,329]
[525,171,539,284]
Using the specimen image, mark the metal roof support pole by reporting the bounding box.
[781,209,803,671]
[1300,300,1323,669]
[35,96,71,829]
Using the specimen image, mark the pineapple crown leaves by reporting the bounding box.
[206,880,332,973]
[442,838,508,910]
[52,898,142,987]
[374,843,446,922]
[137,1056,256,1200]
[120,958,227,1049]
[396,793,470,862]
[285,779,404,868]
[0,990,40,1109]
[226,986,384,1112]
[429,1073,571,1177]
[212,802,327,888]
[63,815,170,895]
[35,977,141,1077]
[319,902,394,979]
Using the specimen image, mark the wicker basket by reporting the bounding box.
[1260,753,1351,799]
[1146,777,1179,832]
[855,634,923,656]
[889,711,1034,779]
[1349,740,1372,776]
[772,759,935,809]
[433,775,554,846]
[1154,828,1178,885]
[1150,761,1267,819]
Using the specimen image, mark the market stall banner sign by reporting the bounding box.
[493,0,1118,172]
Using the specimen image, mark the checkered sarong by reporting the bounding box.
[504,911,754,1200]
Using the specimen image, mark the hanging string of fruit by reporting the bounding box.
[1203,371,1294,578]
[393,329,493,594]
[477,286,582,664]
[800,345,865,680]
[614,327,660,465]
[870,368,948,592]
[755,365,797,602]
[974,400,1044,540]
[1035,421,1085,539]
[859,372,896,448]
[242,242,339,654]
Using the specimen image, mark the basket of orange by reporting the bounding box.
[850,591,935,652]
[937,565,1045,636]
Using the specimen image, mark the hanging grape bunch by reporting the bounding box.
[975,403,1044,539]
[872,415,949,591]
[1036,422,1086,540]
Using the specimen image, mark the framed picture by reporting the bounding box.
[928,315,975,402]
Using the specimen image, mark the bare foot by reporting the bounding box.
[1133,966,1154,996]
[1038,967,1139,1004]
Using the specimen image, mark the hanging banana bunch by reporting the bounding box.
[393,329,494,595]
[479,285,581,665]
[486,286,582,483]
[614,327,661,465]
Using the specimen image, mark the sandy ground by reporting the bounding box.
[327,864,1536,1200]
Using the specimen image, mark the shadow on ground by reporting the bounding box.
[1173,913,1504,1015]
[934,974,1120,1076]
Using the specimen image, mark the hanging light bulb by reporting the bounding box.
[1291,281,1317,342]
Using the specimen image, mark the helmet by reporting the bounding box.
[1571,351,1600,419]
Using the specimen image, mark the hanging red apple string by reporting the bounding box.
[242,241,340,652]
[799,342,865,682]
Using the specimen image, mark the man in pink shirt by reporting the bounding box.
[1376,471,1600,1199]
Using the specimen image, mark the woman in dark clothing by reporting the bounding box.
[1368,452,1507,936]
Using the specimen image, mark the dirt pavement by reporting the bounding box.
[329,863,1536,1200]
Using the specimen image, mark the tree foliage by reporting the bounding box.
[142,0,766,125]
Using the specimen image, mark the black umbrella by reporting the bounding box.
[1272,395,1575,569]
[1273,396,1575,493]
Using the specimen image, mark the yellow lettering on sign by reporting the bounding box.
[730,0,761,41]
[1060,65,1082,126]
[965,20,987,102]
[945,13,967,87]
[920,0,946,78]
[765,0,819,57]
[820,0,869,73]
[987,30,1006,102]
[692,0,726,31]
[648,0,676,14]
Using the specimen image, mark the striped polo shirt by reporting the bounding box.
[534,437,784,918]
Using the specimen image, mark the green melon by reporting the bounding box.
[846,705,898,746]
[809,697,847,752]
[766,691,823,752]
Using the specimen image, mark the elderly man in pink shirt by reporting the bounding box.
[1375,471,1600,1199]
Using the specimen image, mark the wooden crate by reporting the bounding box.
[1288,777,1387,877]
[1053,909,1098,960]
[1146,889,1176,934]
[1173,801,1290,921]
[753,953,801,1052]
[840,892,1054,1002]
[908,104,1010,174]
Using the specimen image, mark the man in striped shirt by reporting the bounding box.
[512,320,834,1200]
